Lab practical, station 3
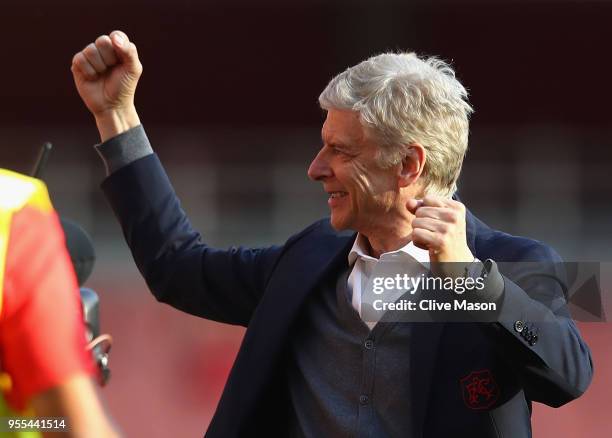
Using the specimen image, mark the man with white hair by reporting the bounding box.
[71,31,592,437]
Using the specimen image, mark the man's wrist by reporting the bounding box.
[94,107,141,143]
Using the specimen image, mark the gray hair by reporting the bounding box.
[319,52,473,197]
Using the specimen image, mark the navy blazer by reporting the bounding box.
[102,153,593,438]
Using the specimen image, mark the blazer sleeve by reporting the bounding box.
[480,242,594,407]
[101,153,287,327]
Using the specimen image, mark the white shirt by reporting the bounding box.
[347,233,430,329]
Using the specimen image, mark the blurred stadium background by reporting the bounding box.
[1,0,610,436]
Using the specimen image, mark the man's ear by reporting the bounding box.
[398,144,425,188]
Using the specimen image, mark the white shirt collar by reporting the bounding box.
[347,233,430,267]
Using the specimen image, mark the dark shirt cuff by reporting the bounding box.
[479,259,505,303]
[94,125,153,175]
[466,259,505,321]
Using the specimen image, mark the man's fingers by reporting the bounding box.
[410,228,442,251]
[409,235,429,252]
[412,217,448,234]
[109,30,142,74]
[72,30,141,79]
[414,206,455,222]
[421,195,447,208]
[406,198,424,214]
[407,196,448,214]
[82,43,107,74]
[71,52,97,80]
[423,195,466,213]
[109,30,129,55]
[94,35,118,66]
[408,196,466,225]
[109,30,129,44]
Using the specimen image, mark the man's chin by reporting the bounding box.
[329,214,352,231]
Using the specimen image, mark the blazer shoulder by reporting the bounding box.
[469,212,562,263]
[479,229,562,263]
[280,217,354,256]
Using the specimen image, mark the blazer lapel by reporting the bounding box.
[262,223,356,327]
[208,221,355,437]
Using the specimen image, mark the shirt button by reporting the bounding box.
[514,320,525,333]
[364,339,374,350]
[359,395,369,405]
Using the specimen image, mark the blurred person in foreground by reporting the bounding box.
[72,31,592,438]
[0,169,119,437]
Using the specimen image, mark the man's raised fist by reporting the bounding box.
[71,31,142,141]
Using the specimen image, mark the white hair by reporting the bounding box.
[319,52,474,197]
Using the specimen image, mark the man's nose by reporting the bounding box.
[307,148,332,181]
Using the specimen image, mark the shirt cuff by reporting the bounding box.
[94,125,153,175]
[473,259,505,303]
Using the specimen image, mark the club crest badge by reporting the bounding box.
[460,369,500,410]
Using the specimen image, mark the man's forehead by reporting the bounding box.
[321,109,366,146]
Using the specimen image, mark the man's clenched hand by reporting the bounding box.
[407,196,474,266]
[71,31,142,142]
